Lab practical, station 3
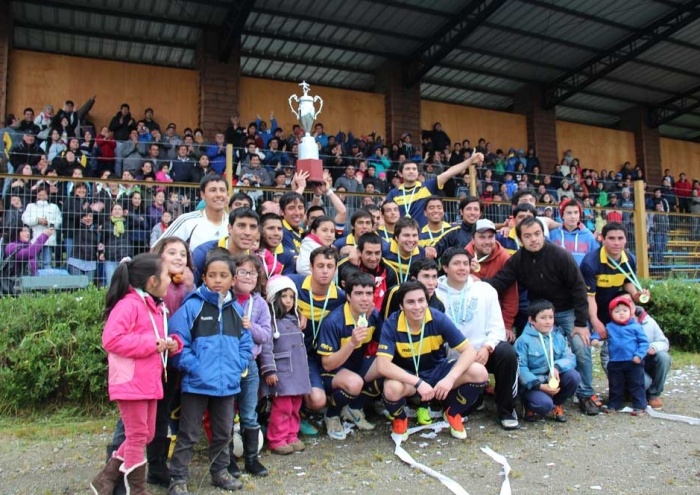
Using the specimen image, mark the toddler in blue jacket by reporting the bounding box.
[605,296,649,414]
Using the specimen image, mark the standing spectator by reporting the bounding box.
[96,126,117,175]
[66,212,99,281]
[206,132,228,175]
[674,172,692,213]
[647,202,670,265]
[100,203,133,286]
[108,104,136,175]
[690,189,700,240]
[126,192,151,255]
[62,182,91,261]
[18,108,40,135]
[120,130,146,176]
[225,114,246,151]
[21,186,62,269]
[143,108,160,133]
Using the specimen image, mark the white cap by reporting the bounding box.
[475,219,496,233]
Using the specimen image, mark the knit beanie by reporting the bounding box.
[265,275,297,304]
[608,295,634,324]
[559,197,583,221]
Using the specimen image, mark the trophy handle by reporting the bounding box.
[313,95,323,119]
[288,95,300,119]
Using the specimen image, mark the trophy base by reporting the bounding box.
[297,158,324,183]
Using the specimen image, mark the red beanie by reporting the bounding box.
[609,295,634,322]
[559,197,583,221]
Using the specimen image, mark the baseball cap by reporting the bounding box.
[475,219,496,233]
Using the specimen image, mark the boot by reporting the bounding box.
[242,427,268,477]
[146,437,171,487]
[227,440,241,478]
[122,461,152,495]
[90,456,123,495]
[104,445,126,495]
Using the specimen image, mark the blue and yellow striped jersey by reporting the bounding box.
[382,239,425,283]
[281,219,304,256]
[377,308,468,373]
[385,179,442,227]
[289,274,346,352]
[317,303,383,371]
[419,222,456,247]
[580,247,637,324]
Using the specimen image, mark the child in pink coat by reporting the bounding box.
[90,253,181,495]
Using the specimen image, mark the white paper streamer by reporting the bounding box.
[480,446,512,495]
[645,406,700,425]
[392,422,470,495]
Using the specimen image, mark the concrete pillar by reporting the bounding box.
[197,31,240,140]
[514,85,558,172]
[376,61,421,149]
[620,106,662,187]
[0,2,10,125]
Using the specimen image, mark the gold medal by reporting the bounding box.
[639,293,650,304]
[473,262,481,273]
[357,314,368,328]
[548,377,559,389]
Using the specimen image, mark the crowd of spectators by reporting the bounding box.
[1,100,699,280]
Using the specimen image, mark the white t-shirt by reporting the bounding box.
[160,210,228,251]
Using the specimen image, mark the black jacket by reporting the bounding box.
[486,241,589,327]
[10,141,42,167]
[108,112,136,141]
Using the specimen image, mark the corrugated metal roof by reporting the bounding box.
[8,0,700,140]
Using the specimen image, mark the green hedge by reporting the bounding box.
[0,281,698,412]
[0,287,108,414]
[647,278,700,353]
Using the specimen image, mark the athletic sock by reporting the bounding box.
[327,389,357,417]
[382,394,407,420]
[445,381,487,416]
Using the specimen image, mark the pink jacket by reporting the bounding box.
[102,288,181,401]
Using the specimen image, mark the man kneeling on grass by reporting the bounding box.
[376,281,488,440]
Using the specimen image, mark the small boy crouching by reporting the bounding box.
[605,296,650,415]
[515,300,581,423]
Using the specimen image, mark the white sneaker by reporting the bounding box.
[324,414,347,440]
[341,405,376,430]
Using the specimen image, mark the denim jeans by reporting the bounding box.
[644,350,671,399]
[64,237,74,262]
[236,359,260,429]
[555,309,594,399]
[41,246,54,269]
[104,261,119,286]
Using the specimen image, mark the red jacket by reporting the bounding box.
[674,179,692,198]
[466,240,519,330]
[102,288,181,401]
[96,135,117,161]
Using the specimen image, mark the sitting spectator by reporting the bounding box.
[21,186,62,269]
[120,129,146,175]
[240,155,272,186]
[155,162,173,183]
[4,225,53,276]
[41,128,67,162]
[206,132,227,174]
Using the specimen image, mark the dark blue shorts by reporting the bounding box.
[308,356,324,390]
[416,359,456,387]
[321,356,376,393]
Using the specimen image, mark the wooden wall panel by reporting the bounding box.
[238,78,385,139]
[6,50,199,133]
[420,100,527,153]
[660,138,700,181]
[556,121,636,174]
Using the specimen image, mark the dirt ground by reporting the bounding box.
[1,358,699,495]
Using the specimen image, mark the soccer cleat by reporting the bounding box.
[324,414,347,440]
[415,406,433,426]
[341,406,375,430]
[391,417,409,441]
[443,409,467,440]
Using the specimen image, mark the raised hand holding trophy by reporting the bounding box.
[288,81,325,183]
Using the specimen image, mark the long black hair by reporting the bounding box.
[104,253,163,319]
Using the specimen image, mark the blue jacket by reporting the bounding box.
[515,323,577,390]
[549,224,598,266]
[606,319,649,362]
[169,286,253,397]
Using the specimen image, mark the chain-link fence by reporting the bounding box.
[1,172,699,294]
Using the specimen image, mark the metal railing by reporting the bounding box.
[1,174,699,293]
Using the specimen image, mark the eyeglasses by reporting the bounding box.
[236,269,258,279]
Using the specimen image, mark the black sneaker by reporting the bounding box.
[578,396,601,415]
